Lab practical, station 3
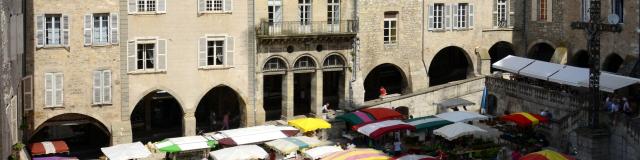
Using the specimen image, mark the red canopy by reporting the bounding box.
[501,112,548,127]
[30,141,70,156]
[361,107,404,121]
[355,120,416,139]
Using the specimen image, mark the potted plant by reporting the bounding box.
[10,142,25,160]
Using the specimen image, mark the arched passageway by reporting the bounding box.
[263,57,288,121]
[322,54,346,110]
[195,86,244,134]
[489,42,515,72]
[603,53,624,73]
[293,56,316,116]
[528,43,555,62]
[29,114,110,159]
[570,50,590,68]
[131,90,183,143]
[429,46,472,86]
[363,63,408,101]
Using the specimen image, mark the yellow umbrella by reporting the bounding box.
[288,118,332,133]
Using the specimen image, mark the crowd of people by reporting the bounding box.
[605,95,637,125]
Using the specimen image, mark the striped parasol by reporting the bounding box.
[321,148,390,160]
[520,149,575,160]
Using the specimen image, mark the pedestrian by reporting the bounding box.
[540,109,547,117]
[322,102,330,119]
[623,97,632,115]
[222,112,230,130]
[379,86,387,98]
[393,138,402,156]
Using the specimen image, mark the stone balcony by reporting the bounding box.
[256,20,357,43]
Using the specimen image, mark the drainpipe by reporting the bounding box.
[349,0,359,110]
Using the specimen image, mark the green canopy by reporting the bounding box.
[336,111,376,126]
[405,116,454,131]
[154,136,217,153]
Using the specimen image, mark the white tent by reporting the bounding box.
[583,72,640,93]
[100,142,151,160]
[207,125,298,145]
[518,61,565,80]
[433,122,487,141]
[209,145,268,160]
[435,111,488,123]
[548,65,588,86]
[491,55,535,73]
[303,146,343,159]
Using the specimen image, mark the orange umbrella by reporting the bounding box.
[520,149,575,160]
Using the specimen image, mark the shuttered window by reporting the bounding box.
[93,70,112,105]
[127,38,167,73]
[84,13,118,46]
[129,0,166,14]
[198,35,234,68]
[44,73,63,108]
[431,4,444,30]
[41,14,68,46]
[199,0,232,13]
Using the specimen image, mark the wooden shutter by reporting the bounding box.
[199,37,207,67]
[128,41,136,72]
[110,13,119,44]
[93,71,102,104]
[22,76,33,110]
[44,73,53,107]
[54,73,63,106]
[469,4,474,29]
[62,15,69,46]
[129,0,137,14]
[224,0,233,12]
[226,36,234,66]
[452,4,458,30]
[531,0,538,21]
[444,5,450,29]
[36,14,44,47]
[157,39,167,71]
[198,0,205,13]
[508,0,515,27]
[428,5,434,31]
[493,0,498,27]
[157,0,167,13]
[546,0,552,22]
[84,14,93,46]
[102,70,112,104]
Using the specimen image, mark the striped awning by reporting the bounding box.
[405,116,454,131]
[501,112,548,127]
[336,111,376,126]
[265,136,323,154]
[30,141,70,156]
[355,120,416,139]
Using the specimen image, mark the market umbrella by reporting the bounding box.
[355,120,416,139]
[391,154,437,160]
[502,112,548,127]
[209,145,269,160]
[100,142,151,160]
[288,118,332,133]
[321,148,390,160]
[360,108,405,121]
[405,116,454,131]
[520,149,575,160]
[154,136,217,153]
[336,111,376,126]
[208,125,299,146]
[265,136,323,154]
[303,146,344,159]
[32,157,78,160]
[30,141,70,156]
[435,111,488,122]
[433,122,487,141]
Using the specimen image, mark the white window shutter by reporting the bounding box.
[508,0,515,27]
[128,0,137,14]
[531,0,538,21]
[44,73,53,107]
[444,5,450,29]
[62,15,70,46]
[226,36,234,66]
[157,39,167,71]
[452,4,458,30]
[199,37,207,67]
[224,0,233,12]
[546,0,552,22]
[102,70,112,104]
[93,71,102,104]
[157,0,167,13]
[493,0,498,27]
[84,14,93,46]
[22,76,33,110]
[54,73,63,106]
[428,5,434,31]
[469,4,474,29]
[198,0,205,13]
[128,41,136,72]
[110,13,119,44]
[36,14,44,47]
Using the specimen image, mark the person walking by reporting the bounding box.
[222,112,230,130]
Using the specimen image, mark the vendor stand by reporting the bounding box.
[520,149,575,160]
[303,146,343,160]
[321,148,390,160]
[265,136,324,159]
[355,120,416,140]
[434,111,488,123]
[391,154,437,160]
[31,156,78,160]
[432,122,487,141]
[206,125,299,146]
[100,142,151,160]
[209,145,269,160]
[153,136,217,159]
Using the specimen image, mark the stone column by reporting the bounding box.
[311,70,323,118]
[254,72,266,125]
[339,70,348,109]
[183,112,196,136]
[282,72,294,120]
[475,47,491,75]
[111,120,133,144]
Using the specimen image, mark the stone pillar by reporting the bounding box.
[111,120,132,144]
[254,72,266,125]
[576,127,610,160]
[282,72,294,120]
[475,47,491,75]
[311,70,323,118]
[184,112,196,136]
[339,70,348,109]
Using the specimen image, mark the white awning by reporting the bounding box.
[518,61,565,80]
[101,142,151,160]
[548,65,588,86]
[491,55,535,73]
[581,72,640,93]
[207,125,299,145]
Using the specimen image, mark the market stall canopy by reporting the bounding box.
[32,157,78,160]
[154,136,217,153]
[336,111,376,126]
[360,108,405,121]
[433,122,487,141]
[321,148,390,160]
[355,120,416,139]
[435,111,488,122]
[100,142,151,160]
[548,65,587,86]
[30,141,70,156]
[491,55,535,73]
[501,112,548,127]
[209,145,268,160]
[208,125,299,146]
[518,61,566,80]
[265,136,323,154]
[392,154,437,160]
[288,118,332,133]
[520,149,575,160]
[303,146,344,159]
[436,98,475,108]
[405,116,454,131]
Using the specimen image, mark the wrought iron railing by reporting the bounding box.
[257,20,358,36]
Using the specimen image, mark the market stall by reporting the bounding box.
[355,120,416,139]
[30,141,70,156]
[520,149,575,160]
[405,116,454,131]
[391,154,437,160]
[360,108,405,121]
[303,146,344,160]
[501,112,548,127]
[321,148,390,160]
[31,156,78,160]
[209,145,269,160]
[154,136,217,159]
[265,136,324,154]
[435,111,488,123]
[432,122,487,141]
[288,118,332,133]
[336,111,376,126]
[100,142,151,160]
[207,125,299,146]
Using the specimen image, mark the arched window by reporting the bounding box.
[263,57,288,72]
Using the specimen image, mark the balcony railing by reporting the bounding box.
[485,76,590,110]
[257,20,358,37]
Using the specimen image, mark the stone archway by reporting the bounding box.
[322,54,346,110]
[528,43,555,62]
[293,55,317,116]
[429,46,473,86]
[489,42,515,72]
[29,113,110,159]
[262,57,288,121]
[363,63,408,101]
[130,90,184,143]
[603,53,624,73]
[195,86,245,134]
[570,50,589,68]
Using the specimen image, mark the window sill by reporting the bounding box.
[129,12,165,15]
[128,70,166,75]
[87,43,117,47]
[453,28,473,31]
[198,66,234,70]
[198,11,232,15]
[92,103,112,107]
[43,106,64,110]
[39,45,67,49]
[429,29,447,32]
[482,28,514,32]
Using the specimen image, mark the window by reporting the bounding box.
[581,0,590,22]
[496,0,508,27]
[138,0,156,12]
[36,14,68,47]
[84,13,118,46]
[432,4,444,30]
[198,0,231,13]
[129,0,165,14]
[127,38,167,72]
[93,14,109,44]
[538,0,547,21]
[137,43,155,70]
[611,0,623,23]
[327,0,340,24]
[264,58,287,71]
[44,72,63,107]
[93,70,111,105]
[294,56,316,69]
[268,0,282,23]
[205,0,223,11]
[456,3,468,28]
[45,14,61,45]
[299,0,311,25]
[207,40,225,66]
[383,12,397,44]
[199,36,234,68]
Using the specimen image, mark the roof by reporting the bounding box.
[437,97,475,108]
